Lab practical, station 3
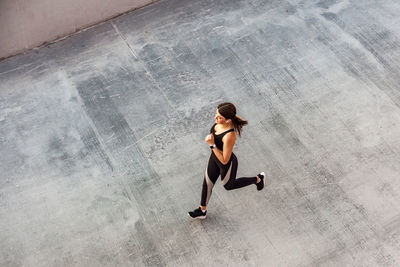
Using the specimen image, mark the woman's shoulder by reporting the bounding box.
[222,130,236,142]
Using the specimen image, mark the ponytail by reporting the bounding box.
[232,115,248,137]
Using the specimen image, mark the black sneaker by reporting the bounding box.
[256,172,266,191]
[188,207,207,219]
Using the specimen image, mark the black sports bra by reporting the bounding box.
[210,123,235,150]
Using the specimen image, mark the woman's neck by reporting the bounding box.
[218,122,232,130]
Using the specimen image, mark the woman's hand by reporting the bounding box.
[205,133,215,145]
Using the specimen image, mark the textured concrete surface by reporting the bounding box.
[1,0,400,266]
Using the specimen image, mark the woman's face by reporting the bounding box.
[215,109,227,124]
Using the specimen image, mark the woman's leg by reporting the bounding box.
[221,154,258,190]
[200,153,220,207]
[189,153,220,219]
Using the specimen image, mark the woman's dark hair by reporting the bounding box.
[217,102,248,137]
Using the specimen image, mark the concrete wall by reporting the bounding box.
[0,0,156,59]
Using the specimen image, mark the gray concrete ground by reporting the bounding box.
[1,0,400,266]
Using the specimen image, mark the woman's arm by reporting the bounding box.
[211,132,236,165]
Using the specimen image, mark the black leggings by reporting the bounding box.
[201,152,257,207]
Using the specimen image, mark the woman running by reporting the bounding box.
[188,102,266,219]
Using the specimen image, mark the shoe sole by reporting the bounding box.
[258,172,266,191]
[188,213,206,219]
